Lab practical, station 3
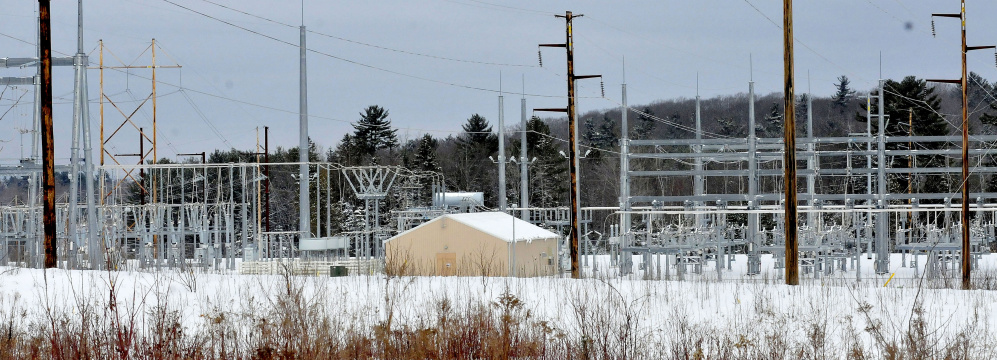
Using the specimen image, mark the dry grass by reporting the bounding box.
[0,264,995,359]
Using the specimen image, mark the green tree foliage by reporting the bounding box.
[525,116,567,208]
[458,114,497,151]
[632,107,657,140]
[833,75,856,111]
[859,76,949,196]
[582,115,617,159]
[414,134,440,173]
[761,102,783,138]
[717,116,741,137]
[352,105,398,157]
[453,114,498,204]
[860,76,947,138]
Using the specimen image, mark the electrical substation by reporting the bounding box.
[3,2,997,285]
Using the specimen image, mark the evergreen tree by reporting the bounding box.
[414,134,440,173]
[597,114,618,150]
[859,76,948,197]
[525,116,567,208]
[582,114,618,159]
[453,114,498,204]
[717,116,740,137]
[582,116,599,146]
[796,94,810,123]
[833,75,856,110]
[329,133,363,165]
[458,114,497,151]
[860,76,947,138]
[352,105,398,156]
[762,102,783,138]
[962,71,991,109]
[632,107,657,140]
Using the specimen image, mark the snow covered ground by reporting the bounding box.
[1,253,996,357]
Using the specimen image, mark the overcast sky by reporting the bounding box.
[3,0,997,162]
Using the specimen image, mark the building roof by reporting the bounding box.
[387,211,560,243]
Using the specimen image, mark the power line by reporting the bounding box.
[196,0,537,68]
[162,0,578,99]
[179,89,233,148]
[439,0,556,16]
[740,0,867,84]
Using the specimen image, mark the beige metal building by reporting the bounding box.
[385,212,559,277]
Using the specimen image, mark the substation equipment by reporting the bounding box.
[614,80,997,281]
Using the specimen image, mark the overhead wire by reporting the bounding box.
[739,0,871,85]
[179,89,234,149]
[162,0,575,99]
[196,0,537,68]
[439,0,556,16]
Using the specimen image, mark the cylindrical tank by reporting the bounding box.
[438,192,484,207]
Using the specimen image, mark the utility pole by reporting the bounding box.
[783,0,799,285]
[39,0,57,269]
[536,11,601,279]
[498,75,507,211]
[619,63,632,274]
[928,0,994,289]
[299,2,310,240]
[876,79,887,274]
[694,77,703,228]
[264,126,271,233]
[520,78,529,222]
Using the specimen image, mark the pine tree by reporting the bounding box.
[632,107,657,140]
[717,117,740,136]
[963,71,991,109]
[526,116,567,208]
[762,102,783,138]
[582,116,598,146]
[352,105,398,156]
[458,114,497,150]
[453,114,498,204]
[796,93,810,121]
[859,76,948,197]
[860,76,947,138]
[597,114,618,150]
[833,75,856,111]
[414,134,440,172]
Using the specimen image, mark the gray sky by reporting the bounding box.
[3,0,997,162]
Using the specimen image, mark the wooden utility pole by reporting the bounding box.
[39,0,57,269]
[929,0,994,290]
[783,0,799,285]
[536,11,600,278]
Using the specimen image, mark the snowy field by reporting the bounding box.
[2,254,997,358]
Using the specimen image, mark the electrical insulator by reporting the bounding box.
[931,19,936,37]
[994,51,997,67]
[538,50,543,67]
[600,80,605,97]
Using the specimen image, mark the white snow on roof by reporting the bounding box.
[444,212,559,242]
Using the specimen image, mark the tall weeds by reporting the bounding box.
[0,266,995,359]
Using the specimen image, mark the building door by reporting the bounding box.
[436,252,456,276]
